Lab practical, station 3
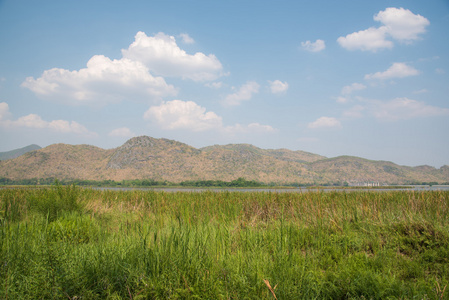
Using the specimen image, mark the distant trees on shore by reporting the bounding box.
[1,177,446,187]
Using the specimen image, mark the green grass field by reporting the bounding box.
[1,185,448,299]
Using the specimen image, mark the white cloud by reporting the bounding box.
[144,100,223,131]
[337,26,392,52]
[436,68,445,75]
[22,55,176,106]
[0,102,12,121]
[374,7,429,42]
[122,31,223,81]
[0,102,97,136]
[223,81,260,106]
[48,120,95,135]
[144,99,275,134]
[179,33,195,44]
[268,80,289,94]
[301,39,325,52]
[22,31,223,105]
[15,114,48,129]
[365,62,419,80]
[341,82,366,95]
[369,98,449,121]
[338,7,429,52]
[307,117,342,129]
[108,127,136,138]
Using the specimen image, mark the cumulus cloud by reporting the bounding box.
[268,80,289,94]
[48,120,95,135]
[337,63,419,105]
[301,39,325,52]
[179,33,195,44]
[15,114,48,129]
[144,100,223,131]
[22,31,224,105]
[338,26,392,52]
[369,98,449,121]
[0,102,12,121]
[108,127,136,138]
[341,82,367,95]
[144,99,275,134]
[307,116,342,129]
[22,55,176,106]
[0,102,97,136]
[122,32,223,81]
[338,7,429,52]
[364,62,419,80]
[223,81,260,106]
[374,7,430,42]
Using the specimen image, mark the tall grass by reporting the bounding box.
[1,187,448,299]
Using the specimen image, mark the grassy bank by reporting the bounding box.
[1,186,448,299]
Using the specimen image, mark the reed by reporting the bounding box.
[1,186,448,299]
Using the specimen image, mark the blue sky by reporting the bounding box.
[1,0,448,167]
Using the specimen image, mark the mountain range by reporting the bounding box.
[0,136,448,185]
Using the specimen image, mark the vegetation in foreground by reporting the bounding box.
[1,185,448,299]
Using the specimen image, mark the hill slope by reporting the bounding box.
[0,144,41,161]
[0,136,448,184]
[308,156,448,184]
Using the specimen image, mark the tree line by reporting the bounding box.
[0,177,263,187]
[1,177,447,187]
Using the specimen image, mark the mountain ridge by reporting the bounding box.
[0,144,41,161]
[0,136,448,184]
